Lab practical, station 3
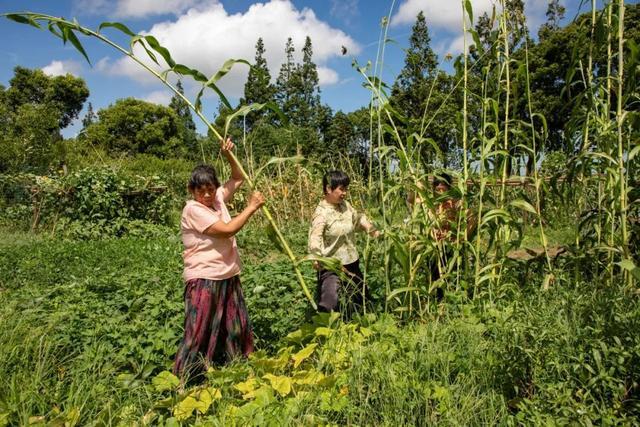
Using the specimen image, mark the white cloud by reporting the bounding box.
[96,1,360,99]
[74,0,212,19]
[42,60,83,77]
[391,0,495,28]
[330,0,359,25]
[141,90,173,105]
[392,0,558,55]
[318,67,339,86]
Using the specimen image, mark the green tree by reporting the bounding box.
[240,38,275,130]
[325,108,372,171]
[272,36,327,155]
[169,80,198,156]
[85,98,183,158]
[0,67,89,172]
[391,11,458,167]
[0,103,61,173]
[295,36,321,127]
[275,37,297,123]
[5,66,89,129]
[81,102,96,131]
[538,0,566,40]
[391,11,437,120]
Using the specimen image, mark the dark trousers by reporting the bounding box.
[316,260,368,315]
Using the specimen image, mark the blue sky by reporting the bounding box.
[0,0,617,137]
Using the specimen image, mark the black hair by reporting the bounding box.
[322,170,350,194]
[188,164,220,192]
[432,172,452,190]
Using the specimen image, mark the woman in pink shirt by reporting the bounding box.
[173,138,265,379]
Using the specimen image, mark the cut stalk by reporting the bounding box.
[4,12,317,309]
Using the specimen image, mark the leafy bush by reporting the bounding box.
[0,168,173,237]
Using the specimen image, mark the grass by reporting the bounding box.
[1,223,638,425]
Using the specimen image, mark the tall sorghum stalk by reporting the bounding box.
[616,0,630,276]
[460,0,471,291]
[523,38,552,272]
[498,0,511,205]
[3,13,317,309]
[364,1,396,312]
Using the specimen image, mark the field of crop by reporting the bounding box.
[0,221,638,425]
[1,0,639,425]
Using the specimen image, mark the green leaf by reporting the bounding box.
[292,343,318,368]
[194,87,205,112]
[5,13,41,29]
[263,101,288,126]
[386,287,421,301]
[141,42,159,64]
[207,81,232,110]
[314,327,333,337]
[464,0,473,24]
[253,155,304,180]
[628,144,640,161]
[173,396,198,421]
[47,21,63,39]
[60,24,91,64]
[152,371,180,392]
[292,370,325,385]
[98,21,136,36]
[234,377,259,397]
[196,387,221,413]
[618,259,640,281]
[224,103,266,135]
[262,374,292,397]
[206,58,250,86]
[510,199,537,215]
[145,35,176,67]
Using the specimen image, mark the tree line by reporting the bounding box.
[1,2,637,175]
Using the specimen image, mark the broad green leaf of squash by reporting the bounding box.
[292,343,318,368]
[314,327,333,337]
[263,374,292,397]
[234,377,259,395]
[253,349,290,373]
[197,387,222,413]
[0,413,9,427]
[173,396,198,421]
[285,324,316,344]
[153,396,173,409]
[253,385,275,407]
[152,371,179,392]
[238,384,274,403]
[292,370,325,385]
[234,402,259,419]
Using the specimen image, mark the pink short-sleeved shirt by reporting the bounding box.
[181,187,241,281]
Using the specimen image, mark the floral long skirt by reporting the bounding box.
[173,275,253,377]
